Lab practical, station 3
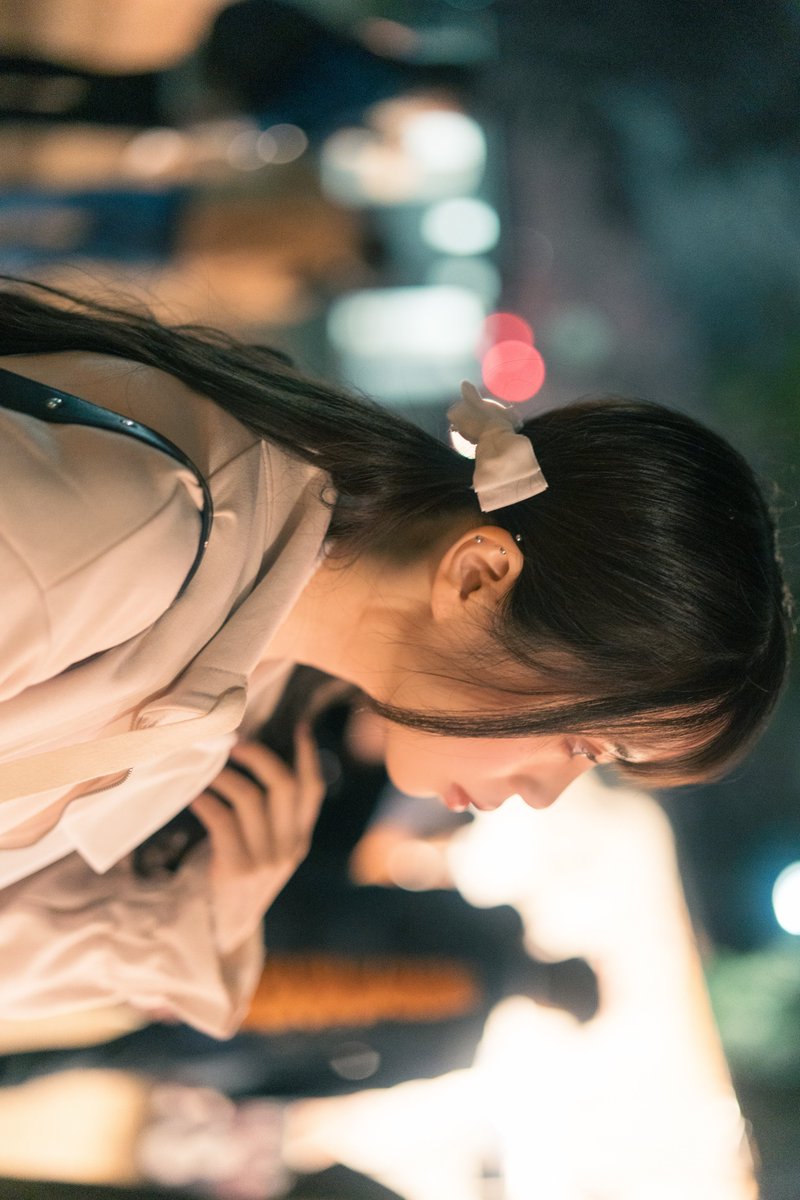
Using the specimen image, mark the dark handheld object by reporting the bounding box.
[134,667,352,878]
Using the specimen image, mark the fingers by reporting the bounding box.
[293,722,326,828]
[228,739,293,790]
[228,741,297,856]
[222,742,288,856]
[190,730,326,954]
[202,764,272,860]
[190,790,247,871]
[191,732,325,870]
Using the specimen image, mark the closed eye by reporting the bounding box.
[566,739,642,766]
[566,740,600,764]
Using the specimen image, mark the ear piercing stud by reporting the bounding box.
[475,535,508,556]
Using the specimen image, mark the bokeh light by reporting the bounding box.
[328,285,484,358]
[420,197,500,256]
[358,17,420,58]
[480,311,534,354]
[257,123,308,165]
[427,256,502,307]
[401,111,486,179]
[772,861,800,934]
[226,126,265,171]
[322,108,487,205]
[482,340,546,402]
[327,285,485,402]
[121,128,188,177]
[449,428,477,459]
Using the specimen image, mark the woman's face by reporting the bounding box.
[368,633,639,814]
[352,536,650,812]
[378,719,621,813]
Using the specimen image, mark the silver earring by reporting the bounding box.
[474,535,483,543]
[514,533,522,543]
[499,548,507,556]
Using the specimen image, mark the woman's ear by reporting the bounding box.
[430,526,523,623]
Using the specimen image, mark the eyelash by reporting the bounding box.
[567,741,600,764]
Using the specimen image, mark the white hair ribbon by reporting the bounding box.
[448,381,548,513]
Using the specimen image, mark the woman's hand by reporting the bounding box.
[190,726,324,955]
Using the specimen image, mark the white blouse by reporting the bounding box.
[0,352,331,1036]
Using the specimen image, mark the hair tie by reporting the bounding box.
[448,381,548,513]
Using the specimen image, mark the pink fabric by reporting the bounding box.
[0,847,262,1038]
[0,352,331,1036]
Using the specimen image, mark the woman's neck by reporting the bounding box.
[266,550,435,698]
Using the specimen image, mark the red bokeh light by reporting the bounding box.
[481,340,546,403]
[479,312,534,356]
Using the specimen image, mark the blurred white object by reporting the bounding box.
[327,285,484,403]
[421,197,500,256]
[321,107,486,206]
[450,774,757,1200]
[772,860,800,935]
[401,111,486,187]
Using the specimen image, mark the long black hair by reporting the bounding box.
[0,277,792,786]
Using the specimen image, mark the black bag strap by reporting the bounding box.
[0,365,213,598]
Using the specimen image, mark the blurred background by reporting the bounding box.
[0,0,798,1197]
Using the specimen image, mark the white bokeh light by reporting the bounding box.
[772,861,800,934]
[327,285,485,403]
[421,197,500,256]
[401,110,486,177]
[327,285,484,359]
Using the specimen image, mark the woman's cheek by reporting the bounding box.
[382,735,445,799]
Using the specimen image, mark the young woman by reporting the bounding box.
[0,278,791,1038]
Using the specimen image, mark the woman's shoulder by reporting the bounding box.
[0,350,177,408]
[0,365,208,698]
[0,351,209,559]
[0,350,262,474]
